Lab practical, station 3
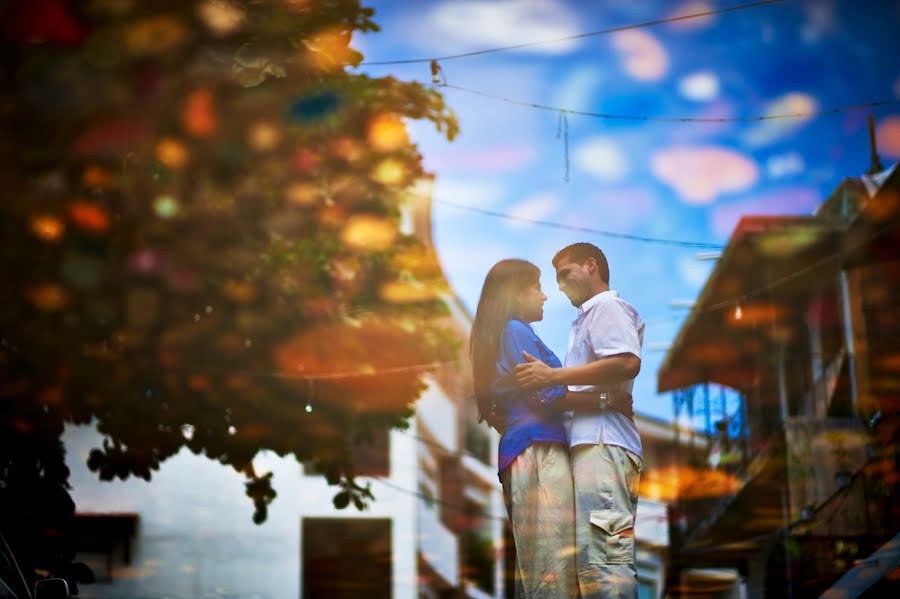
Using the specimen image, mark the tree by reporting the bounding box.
[0,0,458,590]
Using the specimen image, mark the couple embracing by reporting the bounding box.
[470,242,645,599]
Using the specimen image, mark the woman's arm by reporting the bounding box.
[515,351,640,389]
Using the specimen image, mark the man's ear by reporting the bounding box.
[585,257,597,275]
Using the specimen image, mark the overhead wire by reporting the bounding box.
[358,0,785,66]
[435,82,900,123]
[435,198,726,248]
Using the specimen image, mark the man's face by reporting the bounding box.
[554,258,592,307]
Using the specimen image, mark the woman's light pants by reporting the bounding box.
[500,442,577,599]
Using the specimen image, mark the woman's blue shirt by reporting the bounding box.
[490,319,567,473]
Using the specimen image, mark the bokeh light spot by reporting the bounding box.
[223,280,257,304]
[26,284,67,311]
[83,165,113,188]
[196,0,245,36]
[156,138,189,169]
[380,279,446,303]
[68,202,110,233]
[183,88,217,137]
[371,158,408,185]
[367,113,409,152]
[331,136,364,162]
[153,194,181,218]
[247,122,282,151]
[292,148,321,173]
[340,215,398,252]
[302,28,355,71]
[125,15,188,56]
[286,182,320,206]
[30,215,65,242]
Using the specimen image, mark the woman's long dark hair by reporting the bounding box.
[470,259,541,425]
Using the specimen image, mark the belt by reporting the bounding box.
[597,389,634,419]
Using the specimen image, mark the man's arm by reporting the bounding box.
[514,350,640,389]
[558,390,607,411]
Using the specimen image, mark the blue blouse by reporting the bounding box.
[490,319,568,473]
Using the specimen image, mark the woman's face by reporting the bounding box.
[517,280,547,322]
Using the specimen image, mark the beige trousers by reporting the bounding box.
[571,443,643,599]
[500,442,578,598]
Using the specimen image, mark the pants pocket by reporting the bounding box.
[588,509,635,565]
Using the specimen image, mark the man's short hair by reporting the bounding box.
[552,242,610,283]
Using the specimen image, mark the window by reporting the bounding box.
[302,518,391,598]
[71,513,138,582]
[464,412,491,466]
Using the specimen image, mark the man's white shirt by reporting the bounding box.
[565,290,645,457]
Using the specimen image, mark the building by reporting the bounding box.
[657,151,900,597]
[60,168,699,597]
[62,177,508,599]
[632,412,711,599]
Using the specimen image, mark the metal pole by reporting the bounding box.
[866,114,884,175]
[839,271,860,416]
[839,183,861,418]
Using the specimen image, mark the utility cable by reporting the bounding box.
[437,82,900,123]
[435,199,726,249]
[359,0,785,66]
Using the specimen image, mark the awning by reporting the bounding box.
[658,216,845,394]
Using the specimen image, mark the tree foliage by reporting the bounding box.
[0,0,458,588]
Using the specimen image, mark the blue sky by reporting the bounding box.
[355,0,900,420]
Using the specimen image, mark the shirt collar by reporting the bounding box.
[578,290,618,315]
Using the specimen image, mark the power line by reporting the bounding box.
[437,82,900,123]
[435,198,726,249]
[358,0,785,66]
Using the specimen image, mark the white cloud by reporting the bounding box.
[422,0,580,55]
[651,146,758,204]
[506,192,561,229]
[742,93,818,148]
[766,152,805,179]
[678,255,714,288]
[574,137,630,182]
[678,71,719,102]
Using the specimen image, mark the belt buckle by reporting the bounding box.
[598,391,610,410]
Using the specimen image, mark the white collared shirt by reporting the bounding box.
[565,290,644,456]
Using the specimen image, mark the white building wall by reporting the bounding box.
[64,421,420,598]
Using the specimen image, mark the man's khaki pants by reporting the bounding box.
[500,442,578,598]
[571,443,643,599]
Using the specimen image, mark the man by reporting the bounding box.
[515,242,644,599]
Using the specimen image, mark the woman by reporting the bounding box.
[470,259,578,598]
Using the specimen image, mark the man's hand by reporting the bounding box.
[514,351,557,389]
